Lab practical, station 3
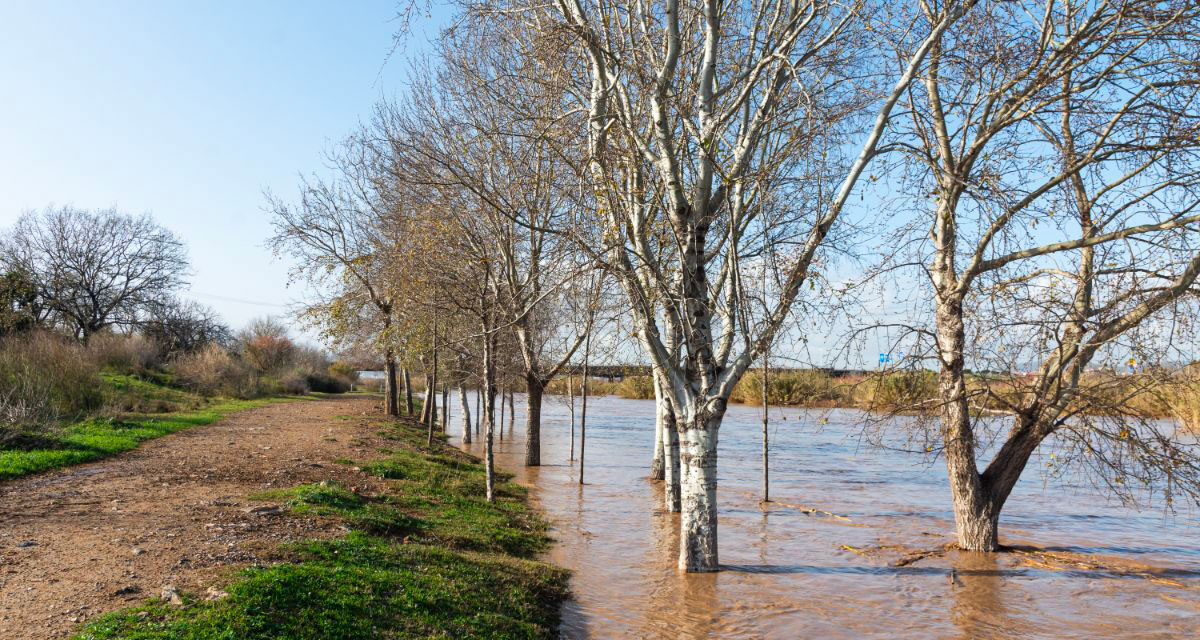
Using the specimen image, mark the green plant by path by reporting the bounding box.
[74,413,570,640]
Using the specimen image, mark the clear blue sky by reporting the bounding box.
[0,1,446,342]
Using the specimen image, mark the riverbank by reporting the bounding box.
[546,368,1200,426]
[69,399,567,640]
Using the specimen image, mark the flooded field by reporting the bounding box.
[456,394,1200,639]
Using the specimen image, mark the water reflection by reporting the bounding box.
[457,393,1200,638]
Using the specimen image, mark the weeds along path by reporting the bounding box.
[0,395,390,640]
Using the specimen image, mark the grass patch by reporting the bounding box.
[75,413,570,640]
[0,376,301,481]
[77,535,568,640]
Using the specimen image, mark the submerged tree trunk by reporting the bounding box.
[938,293,998,551]
[497,386,504,442]
[568,374,576,461]
[651,377,666,481]
[579,335,590,485]
[525,375,544,466]
[508,389,515,436]
[678,412,722,572]
[384,353,399,417]
[663,402,681,513]
[474,383,481,436]
[761,356,770,503]
[655,372,681,512]
[403,369,414,416]
[458,386,472,444]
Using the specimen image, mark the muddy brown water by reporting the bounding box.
[456,394,1200,639]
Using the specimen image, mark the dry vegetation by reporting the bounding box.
[0,324,358,448]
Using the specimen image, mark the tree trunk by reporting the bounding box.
[458,386,472,444]
[761,357,769,503]
[384,353,399,417]
[663,404,681,512]
[508,389,515,436]
[579,334,590,485]
[440,385,448,433]
[524,375,544,466]
[497,387,504,442]
[474,383,481,436]
[651,377,666,481]
[423,375,436,447]
[483,332,497,502]
[403,369,414,416]
[655,372,681,512]
[678,413,721,572]
[938,294,997,551]
[568,374,576,461]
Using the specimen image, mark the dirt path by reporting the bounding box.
[0,395,392,640]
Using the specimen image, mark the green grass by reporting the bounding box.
[75,415,569,640]
[0,375,302,481]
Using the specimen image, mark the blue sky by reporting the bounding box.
[0,1,447,342]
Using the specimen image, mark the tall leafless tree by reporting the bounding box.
[2,206,188,340]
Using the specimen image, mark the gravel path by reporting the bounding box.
[0,395,390,639]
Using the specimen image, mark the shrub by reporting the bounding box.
[86,331,161,373]
[238,317,296,374]
[869,370,939,409]
[618,375,655,399]
[173,343,258,398]
[0,331,102,442]
[305,371,352,394]
[732,369,844,406]
[280,370,311,395]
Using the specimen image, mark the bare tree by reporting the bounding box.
[2,206,188,340]
[267,144,408,416]
[869,0,1200,551]
[382,29,594,468]
[141,297,232,358]
[513,0,976,571]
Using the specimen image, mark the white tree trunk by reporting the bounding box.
[651,380,666,481]
[458,386,472,444]
[678,415,720,572]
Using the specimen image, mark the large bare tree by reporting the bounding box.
[868,0,1200,551]
[1,206,188,340]
[511,0,977,571]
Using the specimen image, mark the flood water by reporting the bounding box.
[455,393,1200,638]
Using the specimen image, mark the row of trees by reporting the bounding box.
[276,0,1200,573]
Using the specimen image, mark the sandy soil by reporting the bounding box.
[0,395,391,640]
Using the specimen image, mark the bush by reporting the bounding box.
[0,331,102,442]
[173,343,259,398]
[280,370,311,395]
[731,369,845,406]
[238,317,296,374]
[618,375,655,399]
[305,371,352,394]
[869,370,939,409]
[87,331,161,373]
